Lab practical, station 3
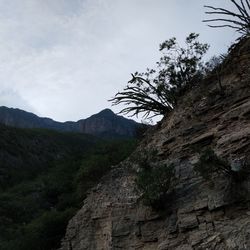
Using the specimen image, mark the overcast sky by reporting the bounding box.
[0,0,238,122]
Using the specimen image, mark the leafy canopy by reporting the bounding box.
[110,33,209,118]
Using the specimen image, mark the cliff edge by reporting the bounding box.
[60,38,250,250]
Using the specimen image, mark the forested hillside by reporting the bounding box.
[0,124,137,250]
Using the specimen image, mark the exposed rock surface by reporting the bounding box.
[0,108,139,138]
[78,109,138,138]
[60,38,250,249]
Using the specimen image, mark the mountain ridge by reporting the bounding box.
[0,106,140,138]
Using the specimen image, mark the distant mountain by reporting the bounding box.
[0,106,140,138]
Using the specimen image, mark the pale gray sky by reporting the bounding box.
[0,0,238,121]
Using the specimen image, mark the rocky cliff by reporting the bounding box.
[77,109,139,138]
[60,38,250,249]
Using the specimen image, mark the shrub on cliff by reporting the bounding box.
[194,148,231,179]
[135,150,175,209]
[194,148,249,182]
[110,33,209,118]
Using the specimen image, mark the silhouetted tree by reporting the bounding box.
[110,33,209,118]
[203,0,250,36]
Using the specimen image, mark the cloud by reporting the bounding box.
[0,88,37,113]
[0,0,238,121]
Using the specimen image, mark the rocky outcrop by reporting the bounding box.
[60,38,250,249]
[77,109,139,138]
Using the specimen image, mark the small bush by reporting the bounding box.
[135,150,175,209]
[194,148,231,179]
[194,148,249,182]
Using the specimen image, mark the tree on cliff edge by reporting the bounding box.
[110,33,209,118]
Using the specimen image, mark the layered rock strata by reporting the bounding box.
[60,38,250,249]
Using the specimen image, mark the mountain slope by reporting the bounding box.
[0,107,140,138]
[0,123,137,250]
[60,38,250,250]
[0,124,97,190]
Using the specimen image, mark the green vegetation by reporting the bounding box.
[194,148,232,179]
[194,148,248,181]
[0,124,136,250]
[110,33,209,118]
[135,150,175,209]
[110,2,250,120]
[0,124,97,190]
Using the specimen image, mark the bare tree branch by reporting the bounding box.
[203,1,250,36]
[203,18,246,27]
[204,5,249,22]
[246,0,250,11]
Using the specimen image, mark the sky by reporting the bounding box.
[0,0,239,122]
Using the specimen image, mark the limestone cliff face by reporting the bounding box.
[60,38,250,250]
